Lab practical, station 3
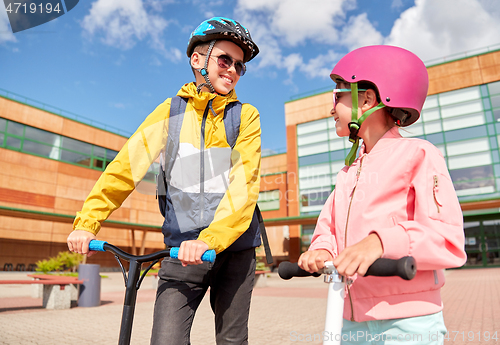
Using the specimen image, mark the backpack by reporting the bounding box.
[156,96,273,264]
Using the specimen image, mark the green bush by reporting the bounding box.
[35,251,84,274]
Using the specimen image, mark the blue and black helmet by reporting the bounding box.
[187,17,259,63]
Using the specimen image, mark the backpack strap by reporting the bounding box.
[164,96,188,180]
[157,96,187,217]
[223,101,242,148]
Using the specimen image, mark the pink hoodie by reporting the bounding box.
[308,127,466,322]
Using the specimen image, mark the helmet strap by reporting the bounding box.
[344,82,386,166]
[196,40,217,93]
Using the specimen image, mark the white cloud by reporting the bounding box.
[384,0,500,62]
[340,13,384,51]
[235,0,353,80]
[82,0,181,61]
[0,7,16,44]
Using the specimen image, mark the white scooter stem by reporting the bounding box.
[322,261,345,345]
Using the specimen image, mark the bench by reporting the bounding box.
[28,274,81,303]
[0,277,83,310]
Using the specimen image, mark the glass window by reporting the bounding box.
[300,174,332,190]
[300,188,330,207]
[297,119,327,135]
[298,131,328,146]
[440,100,483,118]
[60,150,91,166]
[422,95,438,110]
[7,121,24,136]
[490,95,500,109]
[442,113,484,131]
[22,140,54,158]
[445,125,487,142]
[106,149,118,162]
[438,87,481,106]
[6,136,21,149]
[93,146,106,159]
[61,137,92,155]
[299,152,329,166]
[450,165,494,189]
[330,149,346,162]
[258,190,281,211]
[488,81,500,95]
[24,126,59,146]
[424,121,442,134]
[93,159,104,169]
[0,133,4,146]
[426,133,445,145]
[329,137,344,151]
[446,138,489,156]
[299,163,330,178]
[0,118,6,132]
[298,142,329,157]
[421,108,440,122]
[448,152,491,170]
[494,109,500,122]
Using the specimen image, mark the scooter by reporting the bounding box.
[278,257,416,345]
[87,240,216,345]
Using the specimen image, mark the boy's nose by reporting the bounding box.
[330,108,336,116]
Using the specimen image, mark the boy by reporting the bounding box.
[67,17,262,344]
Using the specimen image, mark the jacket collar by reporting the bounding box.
[176,82,238,116]
[359,126,402,156]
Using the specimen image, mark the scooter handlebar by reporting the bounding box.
[278,256,416,281]
[88,240,216,263]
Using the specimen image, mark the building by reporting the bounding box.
[282,47,500,267]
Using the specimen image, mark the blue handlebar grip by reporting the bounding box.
[169,247,216,263]
[89,240,107,252]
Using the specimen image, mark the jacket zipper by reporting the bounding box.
[344,158,363,321]
[199,99,212,226]
[433,175,440,214]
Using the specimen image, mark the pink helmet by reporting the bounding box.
[330,45,429,126]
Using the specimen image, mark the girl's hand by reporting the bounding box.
[298,249,334,273]
[333,233,383,277]
[178,240,210,266]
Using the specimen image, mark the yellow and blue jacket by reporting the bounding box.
[73,82,262,253]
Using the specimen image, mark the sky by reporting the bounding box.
[1,0,500,154]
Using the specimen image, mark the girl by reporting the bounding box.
[298,45,466,344]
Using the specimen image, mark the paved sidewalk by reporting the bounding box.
[0,268,499,344]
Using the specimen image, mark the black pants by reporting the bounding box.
[150,248,256,345]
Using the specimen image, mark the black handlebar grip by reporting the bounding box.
[365,256,416,280]
[278,261,321,280]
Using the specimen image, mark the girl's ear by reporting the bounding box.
[362,89,378,109]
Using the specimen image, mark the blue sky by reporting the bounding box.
[1,0,500,154]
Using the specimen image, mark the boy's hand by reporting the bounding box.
[178,240,210,266]
[298,249,334,273]
[333,233,383,277]
[67,230,98,257]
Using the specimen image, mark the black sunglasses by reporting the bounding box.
[199,53,246,76]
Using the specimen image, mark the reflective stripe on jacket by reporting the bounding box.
[309,127,466,322]
[73,82,262,253]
